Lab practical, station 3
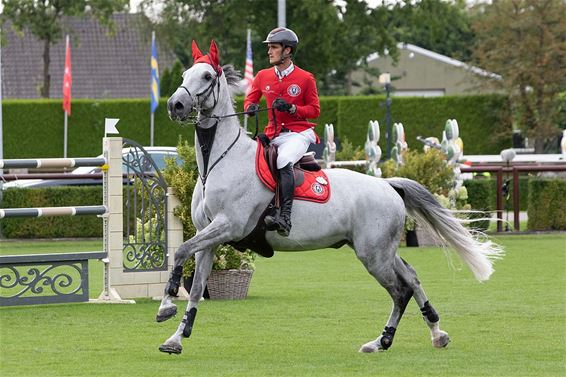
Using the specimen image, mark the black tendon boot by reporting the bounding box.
[264,163,294,237]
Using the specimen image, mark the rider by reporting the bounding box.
[244,27,321,237]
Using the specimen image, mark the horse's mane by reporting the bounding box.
[222,64,242,89]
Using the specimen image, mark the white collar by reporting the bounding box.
[275,63,295,80]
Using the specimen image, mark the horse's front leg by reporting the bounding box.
[156,216,231,323]
[158,247,214,354]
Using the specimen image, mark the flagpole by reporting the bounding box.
[150,31,157,147]
[64,111,68,158]
[63,35,69,158]
[150,112,154,146]
[0,29,4,166]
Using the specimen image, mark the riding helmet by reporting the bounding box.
[263,27,299,54]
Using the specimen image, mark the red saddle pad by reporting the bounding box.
[255,140,331,203]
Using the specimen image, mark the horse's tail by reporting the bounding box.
[386,177,504,282]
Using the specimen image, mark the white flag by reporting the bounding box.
[104,118,120,135]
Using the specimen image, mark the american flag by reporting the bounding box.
[62,35,72,115]
[244,29,254,94]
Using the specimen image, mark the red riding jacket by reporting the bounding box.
[244,65,321,140]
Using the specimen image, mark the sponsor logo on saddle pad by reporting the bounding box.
[311,182,324,195]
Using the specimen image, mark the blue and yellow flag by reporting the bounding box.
[150,32,160,113]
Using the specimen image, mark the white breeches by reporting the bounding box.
[272,128,316,169]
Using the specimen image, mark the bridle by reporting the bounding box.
[177,71,221,123]
[175,70,272,139]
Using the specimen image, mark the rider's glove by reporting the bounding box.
[246,103,260,116]
[273,98,294,113]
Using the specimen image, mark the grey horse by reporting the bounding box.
[156,41,503,355]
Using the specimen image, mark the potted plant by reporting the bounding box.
[182,246,255,300]
[163,138,256,300]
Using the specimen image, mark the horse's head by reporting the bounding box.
[168,40,224,123]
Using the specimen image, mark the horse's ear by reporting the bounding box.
[209,40,220,68]
[192,40,203,61]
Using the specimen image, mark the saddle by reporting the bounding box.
[228,137,331,259]
[255,139,331,203]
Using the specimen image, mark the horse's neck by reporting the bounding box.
[194,104,255,178]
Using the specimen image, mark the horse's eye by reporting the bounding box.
[204,72,212,80]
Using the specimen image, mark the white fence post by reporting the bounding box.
[94,137,134,304]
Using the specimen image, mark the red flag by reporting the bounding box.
[62,36,72,115]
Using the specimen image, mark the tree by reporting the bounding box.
[472,0,566,152]
[327,0,396,95]
[2,0,128,98]
[141,0,397,95]
[386,0,475,61]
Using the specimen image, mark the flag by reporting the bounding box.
[62,35,72,115]
[105,118,120,135]
[150,32,160,113]
[244,29,254,94]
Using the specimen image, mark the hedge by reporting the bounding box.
[463,176,530,212]
[527,179,566,230]
[2,94,511,159]
[1,187,103,238]
[336,95,511,155]
[463,179,493,231]
[2,99,194,159]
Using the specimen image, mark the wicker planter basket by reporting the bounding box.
[206,269,254,300]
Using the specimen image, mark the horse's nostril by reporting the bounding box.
[174,102,184,111]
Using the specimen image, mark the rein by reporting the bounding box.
[203,107,272,140]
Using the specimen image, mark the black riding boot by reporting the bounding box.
[265,163,294,237]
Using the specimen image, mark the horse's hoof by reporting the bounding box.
[156,305,177,322]
[159,343,182,354]
[432,332,450,348]
[359,341,380,353]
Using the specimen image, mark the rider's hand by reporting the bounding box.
[273,98,293,113]
[246,103,260,116]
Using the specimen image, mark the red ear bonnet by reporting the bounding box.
[192,39,222,76]
[191,40,203,61]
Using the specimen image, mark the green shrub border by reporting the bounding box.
[2,94,511,159]
[1,186,103,238]
[527,179,566,230]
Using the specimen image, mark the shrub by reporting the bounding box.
[527,179,566,230]
[463,179,493,231]
[0,186,103,238]
[381,149,454,196]
[335,137,366,173]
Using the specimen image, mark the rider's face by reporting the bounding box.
[267,43,289,65]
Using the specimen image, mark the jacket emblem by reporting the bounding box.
[287,84,301,97]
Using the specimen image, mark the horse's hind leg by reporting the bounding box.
[158,247,214,354]
[395,256,450,348]
[356,243,450,353]
[357,256,414,353]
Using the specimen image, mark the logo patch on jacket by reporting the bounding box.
[287,84,301,97]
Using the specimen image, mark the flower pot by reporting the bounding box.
[405,230,419,247]
[206,269,254,300]
[415,226,443,247]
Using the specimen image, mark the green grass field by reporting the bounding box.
[1,234,565,377]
